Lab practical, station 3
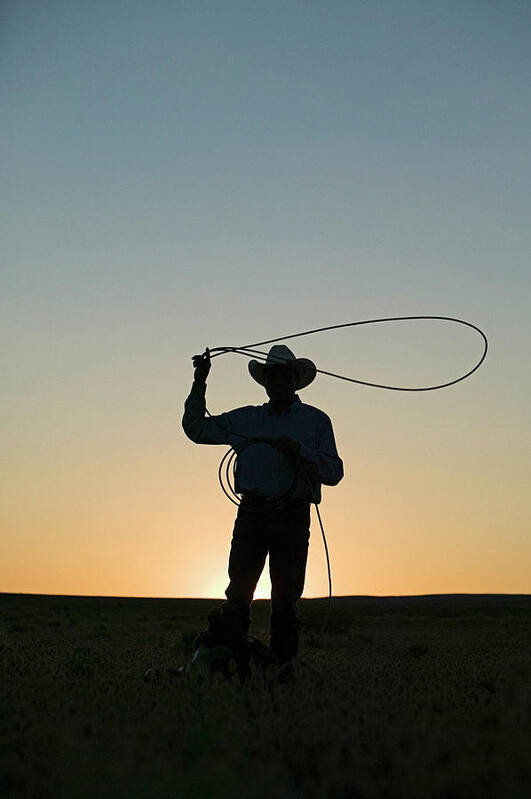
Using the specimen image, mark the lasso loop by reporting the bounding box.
[207,315,488,392]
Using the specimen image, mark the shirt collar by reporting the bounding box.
[265,395,301,417]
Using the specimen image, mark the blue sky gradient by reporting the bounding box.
[2,1,530,597]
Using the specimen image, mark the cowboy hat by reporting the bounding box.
[248,345,316,391]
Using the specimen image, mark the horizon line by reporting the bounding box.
[1,591,529,601]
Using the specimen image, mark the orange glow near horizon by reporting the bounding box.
[3,351,531,601]
[3,415,530,599]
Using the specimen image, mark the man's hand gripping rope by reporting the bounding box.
[192,348,211,382]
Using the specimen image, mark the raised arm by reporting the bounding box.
[182,349,248,446]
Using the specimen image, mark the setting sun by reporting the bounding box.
[204,568,272,601]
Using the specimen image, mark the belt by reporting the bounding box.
[240,492,310,510]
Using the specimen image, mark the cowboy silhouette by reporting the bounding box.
[182,344,343,670]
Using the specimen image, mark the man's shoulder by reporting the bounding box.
[298,400,331,424]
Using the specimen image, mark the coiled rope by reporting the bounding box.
[194,316,488,670]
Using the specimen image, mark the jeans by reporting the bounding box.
[207,494,311,665]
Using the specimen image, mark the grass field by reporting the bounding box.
[1,592,529,798]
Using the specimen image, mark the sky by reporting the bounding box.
[2,0,530,599]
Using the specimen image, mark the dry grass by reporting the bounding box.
[1,593,529,798]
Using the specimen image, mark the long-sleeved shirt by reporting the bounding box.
[182,380,344,503]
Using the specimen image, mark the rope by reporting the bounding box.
[207,315,488,391]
